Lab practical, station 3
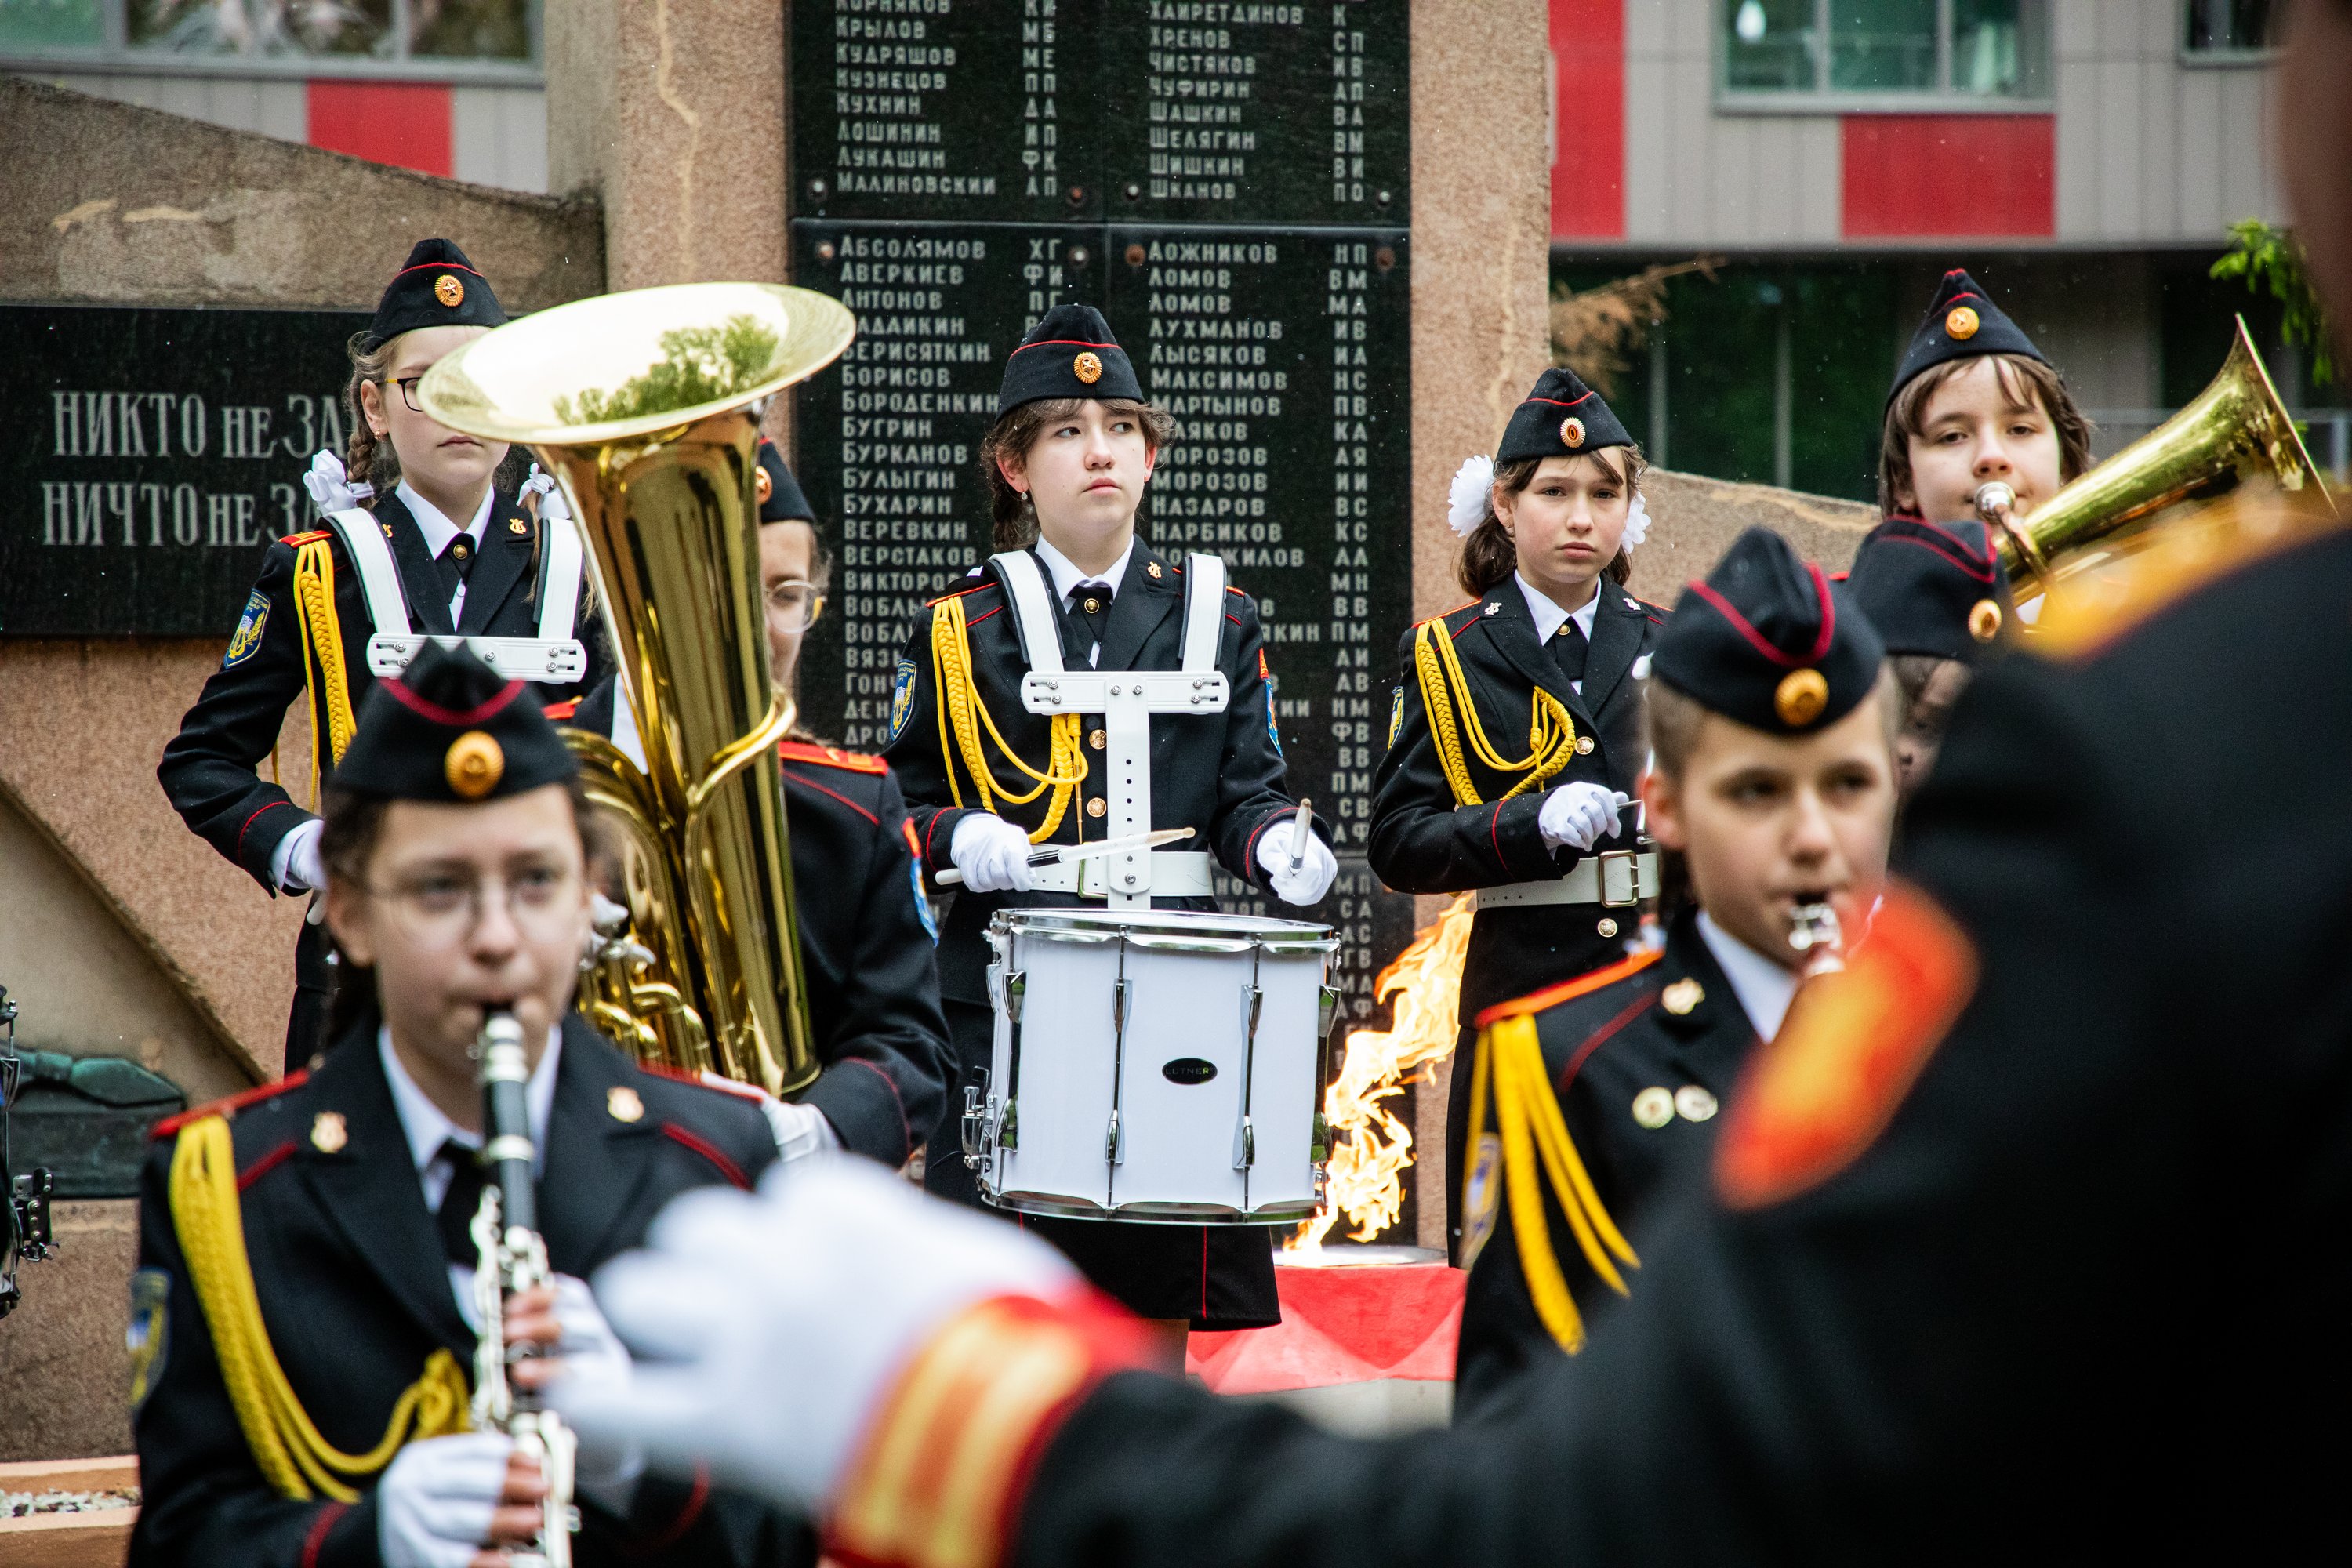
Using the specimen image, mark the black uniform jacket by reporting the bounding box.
[1368,579,1662,1028]
[571,679,953,1168]
[158,488,605,891]
[129,1012,793,1568]
[994,514,2352,1564]
[881,542,1317,1007]
[1453,909,1757,1420]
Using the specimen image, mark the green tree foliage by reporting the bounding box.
[2211,220,2336,388]
[557,316,782,426]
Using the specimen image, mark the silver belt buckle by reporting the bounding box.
[1598,850,1641,908]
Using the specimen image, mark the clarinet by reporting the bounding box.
[468,1011,580,1567]
[1788,902,1847,978]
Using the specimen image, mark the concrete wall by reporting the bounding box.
[0,1202,138,1463]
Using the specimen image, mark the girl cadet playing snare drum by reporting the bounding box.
[1368,367,1665,1265]
[882,303,1336,1361]
[158,239,605,1066]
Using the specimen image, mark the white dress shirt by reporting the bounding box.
[397,480,496,626]
[1033,533,1137,669]
[1695,912,1802,1044]
[1514,572,1601,694]
[378,1025,561,1329]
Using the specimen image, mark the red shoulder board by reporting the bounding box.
[925,579,996,607]
[150,1069,311,1142]
[1474,948,1661,1030]
[637,1061,772,1105]
[778,741,887,775]
[542,699,580,721]
[280,530,332,547]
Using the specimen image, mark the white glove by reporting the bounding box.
[948,813,1035,895]
[270,818,325,894]
[559,1157,1076,1512]
[300,448,372,513]
[376,1432,513,1568]
[546,1274,644,1500]
[1537,781,1630,853]
[521,463,573,524]
[1254,821,1338,906]
[710,1074,841,1167]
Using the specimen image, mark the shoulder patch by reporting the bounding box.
[887,657,920,744]
[278,529,332,547]
[902,819,940,941]
[128,1268,170,1410]
[1474,947,1662,1030]
[1259,648,1282,756]
[779,740,888,775]
[1715,884,1977,1210]
[149,1070,311,1142]
[223,590,271,669]
[1387,684,1405,750]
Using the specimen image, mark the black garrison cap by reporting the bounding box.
[332,642,576,803]
[757,438,815,524]
[1496,367,1634,465]
[363,238,507,352]
[1845,516,2013,662]
[1889,268,2048,408]
[1653,528,1886,735]
[996,303,1143,416]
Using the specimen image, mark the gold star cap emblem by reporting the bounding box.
[434,273,465,308]
[608,1085,646,1123]
[1661,978,1704,1016]
[1944,304,1980,340]
[1073,350,1104,384]
[1559,416,1587,448]
[310,1111,348,1153]
[445,731,505,800]
[1774,668,1829,728]
[1968,597,2003,642]
[1632,1087,1675,1130]
[756,464,775,504]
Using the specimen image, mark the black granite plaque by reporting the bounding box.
[0,304,367,637]
[791,0,1409,228]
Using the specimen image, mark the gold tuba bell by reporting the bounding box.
[1981,316,2338,594]
[417,282,857,1095]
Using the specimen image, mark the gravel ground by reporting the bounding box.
[3,1487,140,1516]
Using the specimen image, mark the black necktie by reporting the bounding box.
[1552,617,1589,684]
[434,534,477,603]
[1067,580,1115,651]
[434,1138,487,1269]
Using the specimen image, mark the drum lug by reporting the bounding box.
[960,1070,993,1167]
[1232,1114,1256,1170]
[1242,982,1264,1040]
[1310,1111,1330,1164]
[1105,1109,1123,1164]
[1112,976,1128,1031]
[1004,971,1027,1025]
[1317,984,1340,1042]
[1000,1097,1017,1150]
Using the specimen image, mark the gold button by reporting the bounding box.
[1083,597,1102,615]
[1596,917,1618,938]
[452,539,470,560]
[1631,1087,1675,1129]
[1674,1085,1719,1123]
[1661,978,1704,1016]
[1088,729,1106,750]
[1574,735,1594,755]
[1087,797,1107,818]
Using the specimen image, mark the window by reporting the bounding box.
[2183,0,2274,57]
[1722,0,2049,106]
[0,0,536,77]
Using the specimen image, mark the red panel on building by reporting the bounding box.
[1841,114,2053,238]
[1550,0,1624,239]
[307,80,453,180]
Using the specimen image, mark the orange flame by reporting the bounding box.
[1288,893,1477,1253]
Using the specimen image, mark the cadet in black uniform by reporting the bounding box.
[1843,513,2013,799]
[1367,367,1664,1260]
[1452,527,1898,1418]
[158,239,604,1066]
[130,644,789,1568]
[881,303,1333,1348]
[569,440,951,1170]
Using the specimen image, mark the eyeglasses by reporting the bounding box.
[365,865,584,949]
[382,376,427,414]
[765,581,826,633]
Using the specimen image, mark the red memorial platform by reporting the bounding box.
[1185,1247,1463,1395]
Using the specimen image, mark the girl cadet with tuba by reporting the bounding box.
[881,303,1336,1360]
[1367,367,1664,1264]
[158,239,605,1065]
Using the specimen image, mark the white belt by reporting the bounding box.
[367,633,589,684]
[1475,850,1658,911]
[1026,850,1213,898]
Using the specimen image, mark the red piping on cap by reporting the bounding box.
[1008,339,1123,356]
[393,260,485,280]
[1686,561,1838,669]
[380,677,524,727]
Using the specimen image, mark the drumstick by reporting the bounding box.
[934,826,1193,887]
[1287,798,1313,872]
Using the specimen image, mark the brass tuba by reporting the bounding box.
[1982,317,2338,594]
[418,283,857,1095]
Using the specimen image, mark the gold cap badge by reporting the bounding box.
[1559,416,1587,448]
[756,464,775,504]
[1968,597,2003,642]
[311,1112,348,1153]
[434,273,465,308]
[1944,304,1980,340]
[1774,668,1829,728]
[1632,1087,1675,1130]
[608,1085,645,1123]
[1073,350,1104,385]
[445,731,505,800]
[1661,978,1704,1016]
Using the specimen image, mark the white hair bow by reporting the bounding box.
[521,463,573,524]
[299,448,372,514]
[1621,491,1651,550]
[1446,454,1495,537]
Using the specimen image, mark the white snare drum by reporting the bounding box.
[963,909,1340,1224]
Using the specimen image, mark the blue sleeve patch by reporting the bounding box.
[223,590,270,668]
[887,657,919,745]
[1388,684,1405,750]
[129,1267,170,1409]
[1260,648,1282,757]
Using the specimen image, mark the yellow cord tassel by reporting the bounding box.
[1412,619,1578,808]
[169,1116,470,1501]
[1462,1015,1640,1354]
[289,539,359,796]
[929,591,1087,844]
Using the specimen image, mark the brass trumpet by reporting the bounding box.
[419,283,856,1094]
